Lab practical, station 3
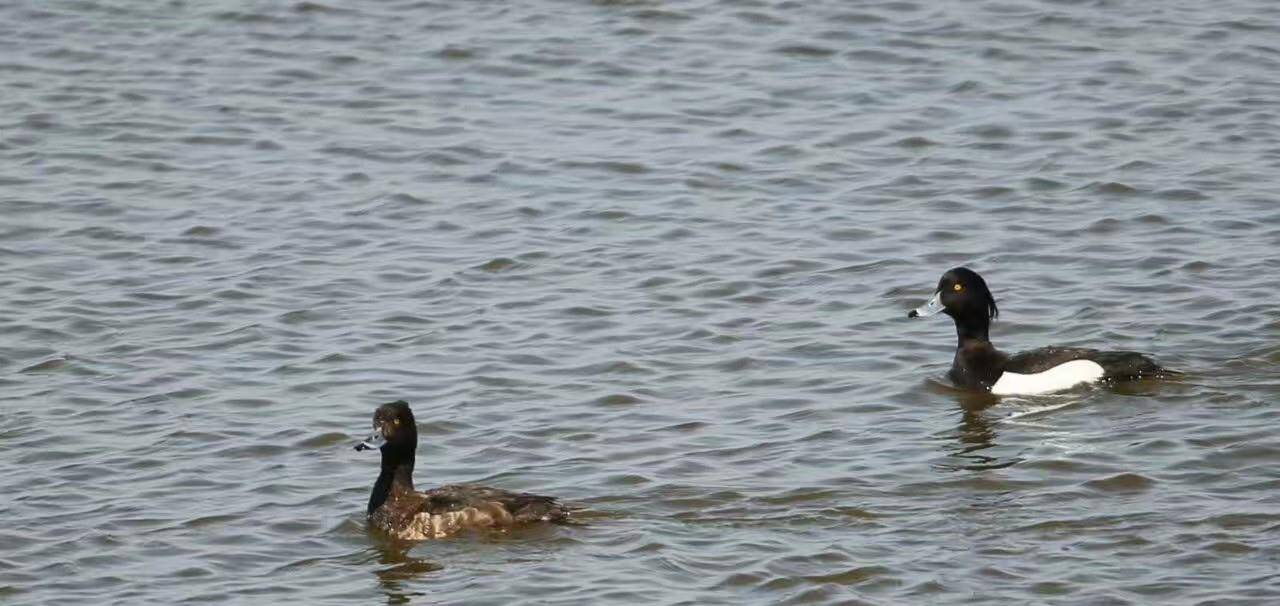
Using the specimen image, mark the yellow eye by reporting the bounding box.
[393,419,400,426]
[953,284,964,292]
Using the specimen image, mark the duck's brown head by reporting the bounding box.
[354,400,417,455]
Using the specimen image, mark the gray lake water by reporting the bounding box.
[2,0,1280,604]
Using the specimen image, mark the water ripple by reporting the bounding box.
[2,0,1279,604]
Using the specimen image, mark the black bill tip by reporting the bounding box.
[907,309,919,318]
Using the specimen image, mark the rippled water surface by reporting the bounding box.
[3,0,1280,604]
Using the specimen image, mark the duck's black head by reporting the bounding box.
[354,400,418,458]
[908,267,999,342]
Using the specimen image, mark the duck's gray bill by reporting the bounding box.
[907,291,944,318]
[354,428,386,451]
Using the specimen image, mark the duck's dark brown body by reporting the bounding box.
[371,481,569,540]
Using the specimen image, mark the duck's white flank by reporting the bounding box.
[990,359,1105,395]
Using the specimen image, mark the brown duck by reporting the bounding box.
[354,400,570,540]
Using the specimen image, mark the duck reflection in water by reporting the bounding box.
[927,380,1022,471]
[369,537,442,606]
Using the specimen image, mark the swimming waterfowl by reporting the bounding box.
[907,267,1175,395]
[354,400,570,540]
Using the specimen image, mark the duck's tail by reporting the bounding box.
[1094,351,1181,381]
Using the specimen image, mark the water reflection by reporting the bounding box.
[928,380,1022,471]
[370,536,442,605]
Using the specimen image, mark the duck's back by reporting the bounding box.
[375,484,569,540]
[423,484,570,523]
[1003,346,1168,380]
